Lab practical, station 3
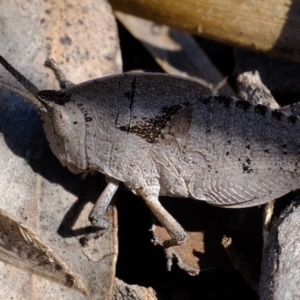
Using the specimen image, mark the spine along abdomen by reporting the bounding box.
[163,95,300,207]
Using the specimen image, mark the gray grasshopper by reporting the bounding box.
[0,55,299,246]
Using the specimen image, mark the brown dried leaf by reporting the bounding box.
[0,0,121,298]
[116,12,235,95]
[152,199,230,275]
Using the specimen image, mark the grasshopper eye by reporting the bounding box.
[52,105,71,138]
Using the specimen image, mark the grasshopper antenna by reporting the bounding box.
[0,55,39,94]
[0,55,46,112]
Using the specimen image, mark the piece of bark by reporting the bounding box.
[236,71,279,109]
[260,199,300,300]
[235,50,300,106]
[235,54,300,242]
[116,12,235,96]
[236,52,300,299]
[221,70,281,294]
[0,0,121,298]
[111,0,300,63]
[113,278,157,300]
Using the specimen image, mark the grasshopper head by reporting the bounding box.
[0,55,88,174]
[35,90,88,174]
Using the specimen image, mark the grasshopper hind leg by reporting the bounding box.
[138,187,187,247]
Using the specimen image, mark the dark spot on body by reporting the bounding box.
[246,157,251,164]
[40,18,45,24]
[118,104,184,143]
[124,91,131,99]
[65,21,71,27]
[124,77,137,110]
[115,111,120,128]
[227,140,231,144]
[161,105,182,115]
[38,91,93,123]
[255,104,268,116]
[201,97,211,105]
[45,9,51,14]
[119,125,130,132]
[79,19,84,25]
[288,115,297,124]
[235,99,251,111]
[226,151,230,156]
[283,151,287,155]
[216,95,232,108]
[82,104,92,122]
[73,121,78,125]
[264,149,269,153]
[272,110,283,120]
[242,164,253,174]
[246,144,250,150]
[37,90,71,105]
[60,34,72,45]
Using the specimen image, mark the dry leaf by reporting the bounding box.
[151,198,230,275]
[116,12,234,96]
[0,208,87,294]
[0,0,122,298]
